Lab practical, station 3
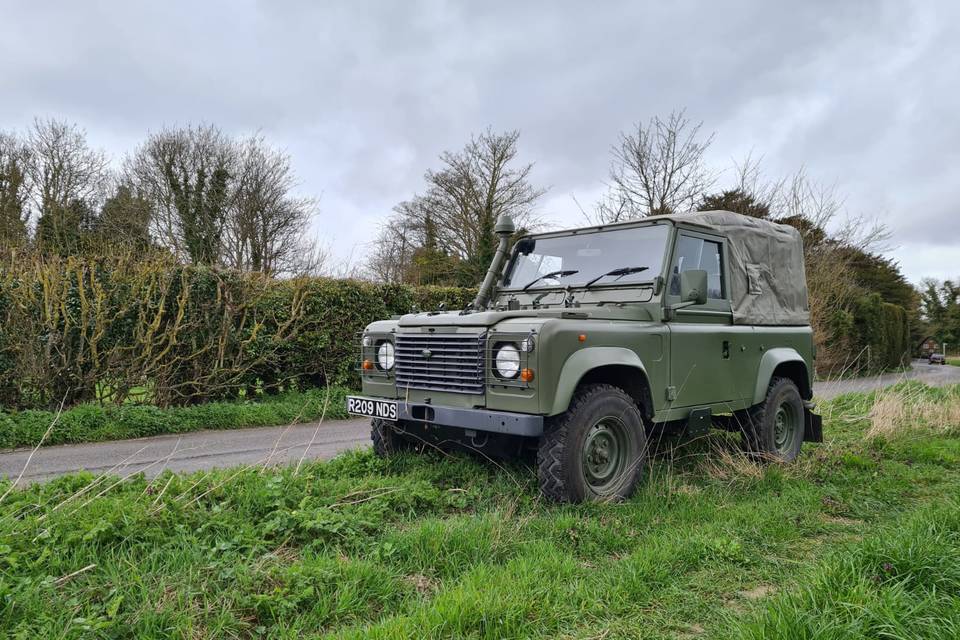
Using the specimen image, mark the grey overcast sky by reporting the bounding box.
[2,0,958,282]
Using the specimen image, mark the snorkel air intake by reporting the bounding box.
[471,214,516,311]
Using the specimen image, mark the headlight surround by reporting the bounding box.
[376,340,395,370]
[494,342,521,379]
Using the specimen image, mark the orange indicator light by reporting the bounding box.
[521,368,535,382]
[578,334,587,342]
[362,359,374,370]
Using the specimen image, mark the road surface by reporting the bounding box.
[2,361,958,484]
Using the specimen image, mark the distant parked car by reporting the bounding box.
[929,353,946,365]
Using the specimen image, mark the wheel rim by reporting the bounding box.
[582,416,629,494]
[772,401,800,454]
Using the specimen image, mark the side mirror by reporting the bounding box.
[680,270,708,305]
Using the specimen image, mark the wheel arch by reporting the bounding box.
[549,347,653,419]
[753,348,812,403]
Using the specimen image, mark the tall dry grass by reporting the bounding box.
[867,385,960,440]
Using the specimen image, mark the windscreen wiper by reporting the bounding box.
[521,269,579,291]
[583,266,649,289]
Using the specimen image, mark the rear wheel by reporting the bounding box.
[537,384,647,503]
[741,377,804,461]
[371,419,413,457]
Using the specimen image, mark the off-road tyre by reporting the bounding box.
[741,377,804,462]
[371,419,413,457]
[537,384,647,503]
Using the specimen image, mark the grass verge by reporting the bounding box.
[0,386,352,449]
[0,382,958,638]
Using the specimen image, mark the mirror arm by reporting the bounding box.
[663,300,698,321]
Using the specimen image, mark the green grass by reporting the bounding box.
[1,382,959,638]
[948,357,960,367]
[0,386,352,449]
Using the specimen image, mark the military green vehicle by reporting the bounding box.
[347,210,822,502]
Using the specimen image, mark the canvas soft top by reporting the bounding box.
[665,210,810,326]
[515,209,810,325]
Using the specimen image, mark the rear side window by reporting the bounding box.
[669,235,724,299]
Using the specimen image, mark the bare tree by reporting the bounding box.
[0,132,30,251]
[377,128,545,284]
[366,214,421,283]
[25,119,109,215]
[225,135,319,276]
[24,119,109,252]
[129,127,323,272]
[127,124,235,265]
[594,110,716,222]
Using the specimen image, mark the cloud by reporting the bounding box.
[1,0,957,282]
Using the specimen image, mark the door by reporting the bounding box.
[666,231,756,409]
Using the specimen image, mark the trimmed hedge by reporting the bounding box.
[0,255,474,411]
[848,293,912,372]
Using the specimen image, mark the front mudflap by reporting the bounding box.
[803,403,823,443]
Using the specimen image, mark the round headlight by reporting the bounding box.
[376,341,395,370]
[495,343,521,379]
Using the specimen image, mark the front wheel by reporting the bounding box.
[371,419,414,457]
[537,384,647,503]
[741,377,804,462]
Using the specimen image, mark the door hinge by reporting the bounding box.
[666,386,677,401]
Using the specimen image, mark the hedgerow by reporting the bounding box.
[849,293,912,372]
[0,254,474,411]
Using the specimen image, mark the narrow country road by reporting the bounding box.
[2,361,958,484]
[812,360,960,399]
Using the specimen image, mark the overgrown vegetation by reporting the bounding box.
[0,254,473,411]
[1,383,958,638]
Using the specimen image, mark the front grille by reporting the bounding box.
[395,333,486,395]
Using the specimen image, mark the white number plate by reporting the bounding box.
[346,396,398,421]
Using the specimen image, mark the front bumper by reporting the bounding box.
[398,402,544,437]
[348,396,544,437]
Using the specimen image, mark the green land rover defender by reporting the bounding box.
[347,210,822,502]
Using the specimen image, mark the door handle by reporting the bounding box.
[722,340,730,360]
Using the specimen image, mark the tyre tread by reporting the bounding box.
[537,383,638,503]
[371,418,406,457]
[742,376,801,460]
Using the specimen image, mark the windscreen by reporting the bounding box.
[503,223,670,290]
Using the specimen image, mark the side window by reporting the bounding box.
[669,235,724,299]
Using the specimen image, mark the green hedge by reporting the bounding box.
[848,293,912,372]
[0,255,475,411]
